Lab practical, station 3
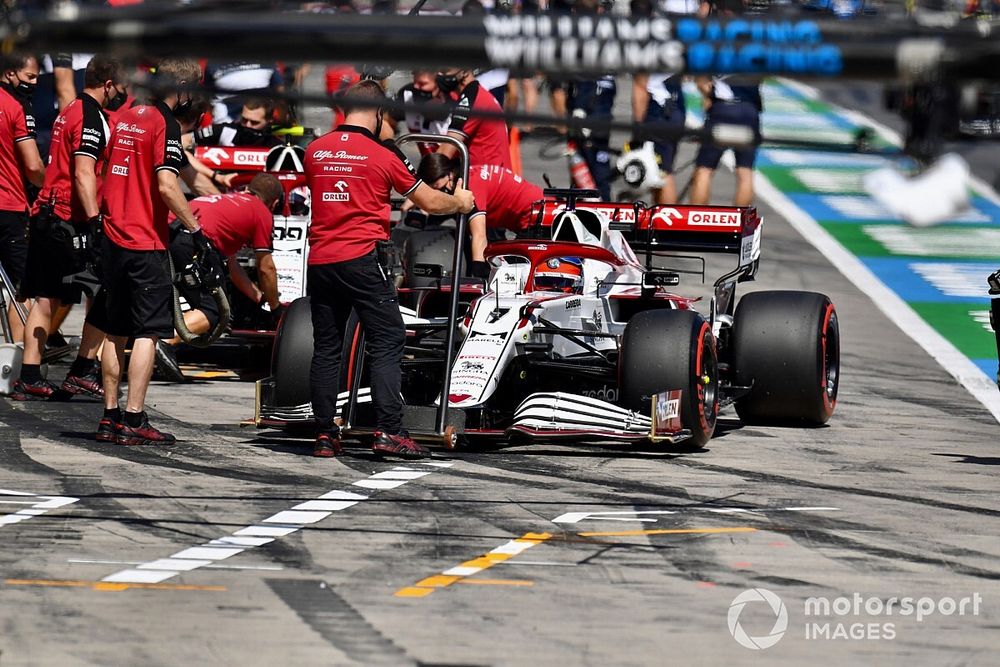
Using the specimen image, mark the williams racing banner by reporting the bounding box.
[9,7,1000,80]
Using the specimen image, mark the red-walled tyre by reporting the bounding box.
[731,291,840,425]
[619,309,719,448]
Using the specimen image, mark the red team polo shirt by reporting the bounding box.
[466,164,543,232]
[101,101,184,250]
[305,125,420,265]
[0,85,35,212]
[183,192,273,257]
[448,81,511,170]
[32,93,110,221]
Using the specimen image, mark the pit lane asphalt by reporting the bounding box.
[1,89,998,666]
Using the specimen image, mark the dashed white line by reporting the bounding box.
[551,507,840,524]
[0,489,78,527]
[100,461,453,584]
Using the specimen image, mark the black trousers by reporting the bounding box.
[308,250,405,435]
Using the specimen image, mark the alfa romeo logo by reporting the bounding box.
[728,588,788,650]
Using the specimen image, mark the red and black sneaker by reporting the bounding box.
[11,378,59,401]
[62,369,105,399]
[313,432,343,458]
[116,412,176,446]
[372,431,429,459]
[95,417,119,443]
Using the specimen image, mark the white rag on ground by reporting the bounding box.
[863,153,972,228]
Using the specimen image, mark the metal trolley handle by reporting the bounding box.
[394,134,470,436]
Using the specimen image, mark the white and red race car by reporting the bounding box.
[256,189,840,449]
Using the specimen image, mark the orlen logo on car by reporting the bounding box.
[689,211,740,227]
[234,151,267,166]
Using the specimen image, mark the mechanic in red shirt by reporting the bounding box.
[97,58,206,447]
[304,79,474,459]
[154,174,284,382]
[417,153,543,277]
[435,67,511,170]
[0,52,45,339]
[14,55,129,401]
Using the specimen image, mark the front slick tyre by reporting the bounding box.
[731,290,839,425]
[619,309,719,448]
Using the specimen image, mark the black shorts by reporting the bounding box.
[642,97,686,174]
[168,226,222,330]
[695,101,761,170]
[20,211,91,303]
[100,237,173,339]
[0,209,28,292]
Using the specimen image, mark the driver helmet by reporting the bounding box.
[288,185,311,216]
[534,257,582,293]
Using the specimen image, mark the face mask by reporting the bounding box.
[374,109,384,139]
[411,87,433,102]
[105,87,128,111]
[436,73,460,95]
[14,77,35,98]
[172,95,193,117]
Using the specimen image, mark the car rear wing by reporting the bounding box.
[193,146,271,171]
[529,197,761,261]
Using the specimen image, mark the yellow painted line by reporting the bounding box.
[394,586,435,598]
[5,578,226,592]
[578,526,758,538]
[414,575,460,588]
[456,579,534,587]
[394,532,552,599]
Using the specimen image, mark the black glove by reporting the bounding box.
[470,260,491,280]
[269,302,287,328]
[989,268,1000,296]
[189,229,223,289]
[190,228,213,259]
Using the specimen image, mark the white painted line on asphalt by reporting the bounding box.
[499,560,578,567]
[103,569,179,584]
[784,506,841,512]
[69,559,285,572]
[137,559,213,572]
[233,525,299,537]
[552,507,841,524]
[214,536,275,547]
[100,463,455,584]
[0,490,79,529]
[291,500,359,512]
[263,510,330,525]
[370,470,432,480]
[353,479,407,490]
[172,546,246,561]
[768,77,1000,424]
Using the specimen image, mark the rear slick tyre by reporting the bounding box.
[731,290,839,425]
[619,309,719,448]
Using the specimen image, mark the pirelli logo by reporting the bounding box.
[322,192,349,202]
[111,165,129,176]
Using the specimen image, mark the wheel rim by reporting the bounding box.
[698,329,719,433]
[822,308,840,406]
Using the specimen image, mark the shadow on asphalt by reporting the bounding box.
[931,452,1000,466]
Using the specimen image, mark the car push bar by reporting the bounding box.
[340,134,470,450]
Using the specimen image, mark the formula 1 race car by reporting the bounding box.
[255,186,840,449]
